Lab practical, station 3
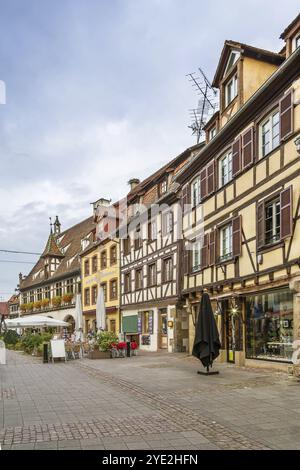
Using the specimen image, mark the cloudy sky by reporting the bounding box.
[0,0,299,299]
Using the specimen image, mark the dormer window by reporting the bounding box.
[225,74,238,107]
[294,33,300,51]
[209,127,217,141]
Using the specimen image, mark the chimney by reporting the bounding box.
[128,178,140,191]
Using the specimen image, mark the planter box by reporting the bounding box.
[88,350,111,360]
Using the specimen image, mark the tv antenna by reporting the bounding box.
[187,68,219,143]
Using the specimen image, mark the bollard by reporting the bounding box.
[43,342,49,363]
[126,341,131,358]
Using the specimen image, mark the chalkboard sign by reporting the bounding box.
[141,335,151,345]
[50,340,66,363]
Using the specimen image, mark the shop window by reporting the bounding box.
[246,288,293,362]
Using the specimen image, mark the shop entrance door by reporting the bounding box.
[225,310,236,363]
[159,310,168,349]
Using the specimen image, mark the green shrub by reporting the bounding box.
[96,331,118,351]
[2,330,19,346]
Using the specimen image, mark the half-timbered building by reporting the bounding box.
[19,216,94,329]
[177,14,300,370]
[120,144,202,352]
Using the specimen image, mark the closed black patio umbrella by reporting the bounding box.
[192,292,221,375]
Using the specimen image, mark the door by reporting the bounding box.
[159,310,168,349]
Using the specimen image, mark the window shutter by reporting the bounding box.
[242,128,254,168]
[181,184,191,214]
[207,161,215,195]
[280,90,293,140]
[183,247,190,274]
[232,137,241,176]
[257,200,265,248]
[209,230,216,266]
[201,234,209,269]
[280,185,293,239]
[200,167,207,200]
[232,215,242,257]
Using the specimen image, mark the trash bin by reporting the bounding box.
[43,342,49,363]
[126,341,131,358]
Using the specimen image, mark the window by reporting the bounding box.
[219,151,232,187]
[265,197,280,245]
[225,74,238,107]
[91,285,98,305]
[296,35,300,49]
[110,245,117,265]
[37,288,42,301]
[55,282,62,297]
[84,288,90,306]
[246,288,293,362]
[44,286,50,299]
[124,272,131,293]
[30,290,34,303]
[224,50,240,75]
[101,282,107,302]
[192,241,201,272]
[148,263,156,286]
[109,279,118,300]
[134,225,142,250]
[163,257,173,282]
[191,177,201,207]
[100,250,107,269]
[84,259,90,276]
[123,237,130,256]
[66,279,74,294]
[23,294,28,304]
[135,269,143,290]
[160,180,167,194]
[148,220,157,242]
[209,127,217,141]
[260,109,280,157]
[92,255,98,273]
[219,224,233,261]
[110,319,116,333]
[141,311,151,334]
[162,211,173,236]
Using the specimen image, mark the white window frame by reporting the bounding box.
[218,151,232,188]
[224,50,240,76]
[260,109,280,158]
[225,74,238,107]
[220,224,233,261]
[292,33,300,52]
[209,127,217,141]
[192,241,201,272]
[265,198,281,245]
[191,176,201,207]
[160,180,167,194]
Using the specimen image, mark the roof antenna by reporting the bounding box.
[187,68,219,143]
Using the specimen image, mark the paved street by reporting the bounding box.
[1,350,300,450]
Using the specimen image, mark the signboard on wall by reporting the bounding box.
[148,311,154,334]
[138,313,142,334]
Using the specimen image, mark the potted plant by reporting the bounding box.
[52,296,62,307]
[89,331,119,359]
[117,341,127,358]
[33,300,42,310]
[41,298,50,309]
[20,303,27,313]
[26,302,34,312]
[62,293,74,304]
[130,341,138,356]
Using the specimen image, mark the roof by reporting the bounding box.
[20,216,95,290]
[42,233,64,258]
[127,142,203,203]
[212,40,285,88]
[0,302,9,316]
[280,13,300,39]
[8,294,19,305]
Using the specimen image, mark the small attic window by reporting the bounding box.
[294,33,300,51]
[224,50,240,76]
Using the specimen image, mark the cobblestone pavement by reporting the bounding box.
[1,350,300,450]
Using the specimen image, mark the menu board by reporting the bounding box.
[137,313,142,334]
[148,311,154,334]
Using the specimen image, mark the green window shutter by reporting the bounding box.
[122,315,138,333]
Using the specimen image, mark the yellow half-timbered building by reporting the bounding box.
[177,14,300,370]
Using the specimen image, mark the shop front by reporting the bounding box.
[245,287,293,363]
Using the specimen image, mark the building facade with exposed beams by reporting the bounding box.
[80,198,121,335]
[177,14,300,370]
[120,144,202,352]
[19,216,94,329]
